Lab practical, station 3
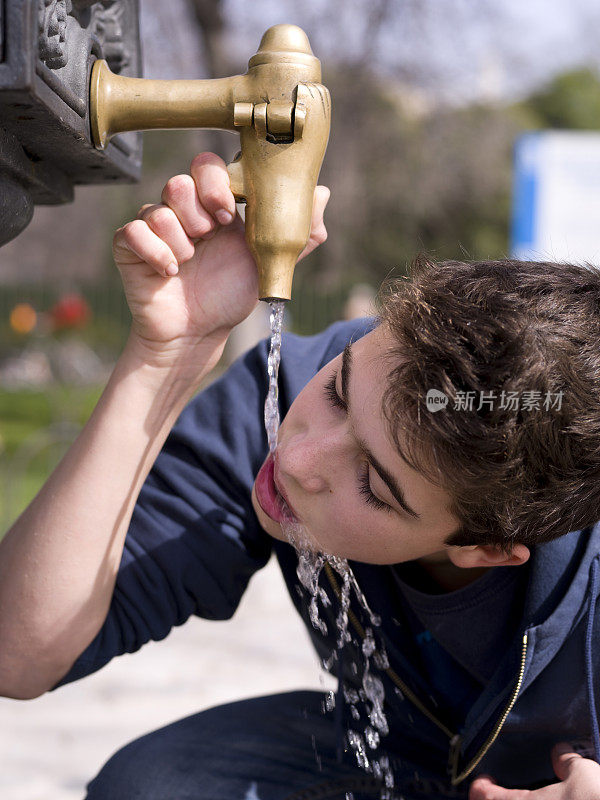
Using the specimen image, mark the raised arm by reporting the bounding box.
[0,153,329,699]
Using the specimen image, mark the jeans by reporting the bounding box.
[84,690,391,800]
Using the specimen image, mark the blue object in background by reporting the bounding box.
[511,133,540,259]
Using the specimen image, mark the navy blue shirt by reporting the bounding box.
[392,560,530,730]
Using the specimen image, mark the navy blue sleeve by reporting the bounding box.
[49,316,376,689]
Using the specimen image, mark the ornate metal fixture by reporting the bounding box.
[0,0,142,245]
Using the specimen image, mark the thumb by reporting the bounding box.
[552,742,584,781]
[314,184,331,209]
[312,185,330,228]
[299,185,330,261]
[469,775,499,800]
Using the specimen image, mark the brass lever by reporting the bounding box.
[90,24,331,301]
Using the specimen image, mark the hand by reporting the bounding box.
[469,742,600,799]
[113,151,330,362]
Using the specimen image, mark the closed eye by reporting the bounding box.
[358,463,392,513]
[323,370,391,513]
[323,371,346,411]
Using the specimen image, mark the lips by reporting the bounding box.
[254,453,298,524]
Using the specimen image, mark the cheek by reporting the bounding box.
[318,481,371,537]
[318,480,405,551]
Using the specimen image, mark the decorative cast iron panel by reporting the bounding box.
[0,0,142,245]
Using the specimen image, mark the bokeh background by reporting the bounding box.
[3,1,600,797]
[4,0,600,527]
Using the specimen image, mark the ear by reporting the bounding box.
[447,542,530,569]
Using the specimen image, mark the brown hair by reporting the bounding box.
[378,256,600,553]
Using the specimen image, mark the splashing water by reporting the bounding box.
[335,564,352,650]
[278,515,396,795]
[263,302,395,798]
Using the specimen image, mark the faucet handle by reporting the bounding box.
[233,100,295,142]
[233,103,254,127]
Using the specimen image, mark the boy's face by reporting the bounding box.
[251,324,461,565]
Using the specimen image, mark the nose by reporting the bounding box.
[280,426,349,494]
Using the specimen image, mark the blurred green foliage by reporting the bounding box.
[0,386,103,530]
[522,68,600,130]
[0,386,102,455]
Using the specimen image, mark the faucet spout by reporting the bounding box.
[90,24,331,303]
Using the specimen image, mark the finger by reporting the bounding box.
[160,174,217,240]
[190,152,236,226]
[297,185,330,262]
[113,219,178,277]
[136,203,154,219]
[469,776,529,800]
[552,742,584,781]
[139,203,196,265]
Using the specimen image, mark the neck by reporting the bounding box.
[415,551,491,592]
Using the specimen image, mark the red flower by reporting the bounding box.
[50,293,91,330]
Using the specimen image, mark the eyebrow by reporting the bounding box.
[341,343,421,520]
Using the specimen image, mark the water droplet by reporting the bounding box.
[362,628,376,657]
[365,725,380,749]
[343,687,359,704]
[374,648,390,669]
[347,730,370,771]
[325,690,336,711]
[323,652,337,670]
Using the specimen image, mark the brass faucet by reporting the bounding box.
[90,24,331,302]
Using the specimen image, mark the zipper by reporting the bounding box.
[450,632,528,785]
[323,562,529,787]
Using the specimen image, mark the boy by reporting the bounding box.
[1,152,600,799]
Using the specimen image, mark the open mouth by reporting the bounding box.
[255,453,298,524]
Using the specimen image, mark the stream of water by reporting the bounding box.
[263,302,396,798]
[264,301,285,454]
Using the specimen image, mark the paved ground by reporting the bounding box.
[0,557,336,800]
